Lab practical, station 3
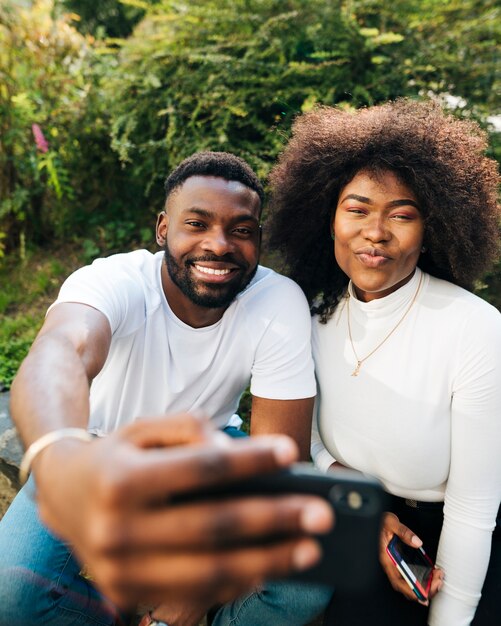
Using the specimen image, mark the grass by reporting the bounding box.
[0,246,82,389]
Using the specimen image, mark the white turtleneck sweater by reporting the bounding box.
[311,268,501,626]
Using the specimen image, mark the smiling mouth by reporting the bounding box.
[194,264,233,276]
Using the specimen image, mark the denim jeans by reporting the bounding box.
[212,581,332,626]
[0,477,125,626]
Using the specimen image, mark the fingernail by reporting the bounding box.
[411,535,423,547]
[293,539,322,571]
[271,436,298,466]
[300,501,334,533]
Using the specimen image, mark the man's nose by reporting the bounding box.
[201,228,234,256]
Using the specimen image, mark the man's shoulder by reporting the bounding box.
[233,265,310,323]
[89,249,159,273]
[239,265,306,301]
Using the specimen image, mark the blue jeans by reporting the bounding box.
[0,477,125,626]
[212,581,332,626]
[0,431,332,626]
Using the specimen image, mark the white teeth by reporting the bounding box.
[195,265,232,276]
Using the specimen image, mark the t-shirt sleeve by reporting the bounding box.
[249,277,316,400]
[49,256,146,336]
[429,304,501,626]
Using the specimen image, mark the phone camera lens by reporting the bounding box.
[347,490,363,510]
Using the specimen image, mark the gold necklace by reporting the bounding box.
[347,272,423,376]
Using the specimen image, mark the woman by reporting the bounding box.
[267,99,501,625]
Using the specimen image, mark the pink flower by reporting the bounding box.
[32,123,49,153]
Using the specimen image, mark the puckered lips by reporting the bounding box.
[355,246,392,268]
[190,259,244,284]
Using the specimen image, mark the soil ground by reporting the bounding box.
[0,472,16,519]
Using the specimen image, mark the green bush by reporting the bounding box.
[0,316,41,390]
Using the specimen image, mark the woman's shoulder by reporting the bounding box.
[425,273,500,318]
[424,274,501,347]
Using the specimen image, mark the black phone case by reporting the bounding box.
[173,463,388,591]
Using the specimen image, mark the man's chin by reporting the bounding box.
[190,286,239,309]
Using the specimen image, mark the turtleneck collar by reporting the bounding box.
[347,267,424,318]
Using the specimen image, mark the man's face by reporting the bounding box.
[157,175,261,311]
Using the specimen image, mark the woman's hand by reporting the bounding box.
[379,512,444,605]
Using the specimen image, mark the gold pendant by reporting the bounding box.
[351,361,361,377]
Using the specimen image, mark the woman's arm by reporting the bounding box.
[429,306,501,626]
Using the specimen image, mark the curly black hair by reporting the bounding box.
[267,99,500,322]
[164,151,265,208]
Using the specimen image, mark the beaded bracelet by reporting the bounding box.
[19,428,93,486]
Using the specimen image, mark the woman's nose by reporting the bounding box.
[362,216,390,242]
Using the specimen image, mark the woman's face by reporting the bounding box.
[332,170,424,302]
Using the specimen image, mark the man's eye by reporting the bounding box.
[186,221,205,228]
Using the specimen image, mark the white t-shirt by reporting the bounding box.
[52,250,315,435]
[311,268,501,626]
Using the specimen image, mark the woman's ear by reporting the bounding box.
[156,211,168,246]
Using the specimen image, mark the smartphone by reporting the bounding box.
[173,463,388,591]
[386,535,434,601]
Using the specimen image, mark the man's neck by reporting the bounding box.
[160,264,227,328]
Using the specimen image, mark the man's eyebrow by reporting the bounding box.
[339,194,419,209]
[182,207,260,224]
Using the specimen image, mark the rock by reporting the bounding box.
[0,392,22,490]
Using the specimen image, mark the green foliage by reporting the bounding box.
[59,0,147,38]
[101,0,500,216]
[0,0,92,248]
[0,316,40,390]
[0,0,149,254]
[0,0,499,313]
[0,247,80,389]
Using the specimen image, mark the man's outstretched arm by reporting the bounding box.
[10,304,332,609]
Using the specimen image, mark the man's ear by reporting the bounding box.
[156,211,168,246]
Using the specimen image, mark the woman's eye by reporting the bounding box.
[392,213,414,221]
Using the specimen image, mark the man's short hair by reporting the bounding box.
[164,151,265,207]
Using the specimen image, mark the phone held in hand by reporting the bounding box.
[173,463,388,591]
[386,534,434,601]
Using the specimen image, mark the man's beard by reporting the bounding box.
[164,245,257,309]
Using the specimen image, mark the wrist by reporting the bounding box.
[23,428,93,485]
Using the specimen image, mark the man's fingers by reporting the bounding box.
[121,412,213,447]
[99,435,299,507]
[98,495,334,552]
[97,537,322,608]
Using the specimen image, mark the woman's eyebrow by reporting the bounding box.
[387,199,420,209]
[339,193,372,204]
[339,194,419,210]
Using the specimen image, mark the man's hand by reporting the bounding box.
[32,413,334,609]
[379,512,444,605]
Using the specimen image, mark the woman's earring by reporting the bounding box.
[421,245,427,253]
[331,230,335,240]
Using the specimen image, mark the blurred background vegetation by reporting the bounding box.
[0,0,500,389]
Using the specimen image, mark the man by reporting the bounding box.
[0,152,332,626]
